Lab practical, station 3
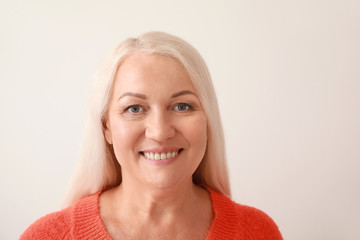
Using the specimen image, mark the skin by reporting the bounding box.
[101,52,213,240]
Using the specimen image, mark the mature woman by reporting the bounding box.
[21,32,283,239]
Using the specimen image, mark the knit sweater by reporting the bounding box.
[20,187,283,239]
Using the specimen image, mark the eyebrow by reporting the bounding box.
[171,90,198,98]
[118,90,197,101]
[118,92,147,101]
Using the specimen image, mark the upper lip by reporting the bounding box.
[140,147,183,153]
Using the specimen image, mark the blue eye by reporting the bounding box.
[174,103,191,111]
[127,105,143,113]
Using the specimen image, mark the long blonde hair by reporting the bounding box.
[64,32,230,206]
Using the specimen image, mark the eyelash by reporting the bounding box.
[173,103,192,111]
[124,105,145,114]
[123,103,193,115]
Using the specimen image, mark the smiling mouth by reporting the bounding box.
[140,149,183,160]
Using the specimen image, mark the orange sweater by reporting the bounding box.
[20,187,283,239]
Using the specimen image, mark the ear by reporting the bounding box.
[103,118,113,145]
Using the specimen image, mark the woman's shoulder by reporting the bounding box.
[20,205,74,240]
[233,203,283,239]
[206,187,283,240]
[20,192,101,240]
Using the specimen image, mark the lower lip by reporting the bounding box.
[141,151,182,166]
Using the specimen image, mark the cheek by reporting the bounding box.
[185,114,207,151]
[109,119,144,156]
[181,115,208,177]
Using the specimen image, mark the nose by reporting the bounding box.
[145,111,176,142]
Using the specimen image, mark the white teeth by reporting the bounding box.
[143,150,179,160]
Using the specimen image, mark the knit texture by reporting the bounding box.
[20,187,283,239]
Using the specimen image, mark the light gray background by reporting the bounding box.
[1,1,359,239]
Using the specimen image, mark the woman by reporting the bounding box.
[21,32,283,239]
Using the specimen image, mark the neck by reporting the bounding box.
[100,176,213,239]
[114,178,200,222]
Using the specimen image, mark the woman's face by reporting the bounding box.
[104,52,207,189]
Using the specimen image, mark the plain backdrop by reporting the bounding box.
[1,0,359,239]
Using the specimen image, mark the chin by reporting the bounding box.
[142,173,191,191]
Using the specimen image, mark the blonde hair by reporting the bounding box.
[64,32,230,206]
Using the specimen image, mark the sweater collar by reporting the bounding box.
[72,191,112,239]
[72,186,239,239]
[203,186,240,239]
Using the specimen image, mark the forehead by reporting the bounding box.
[113,52,195,92]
